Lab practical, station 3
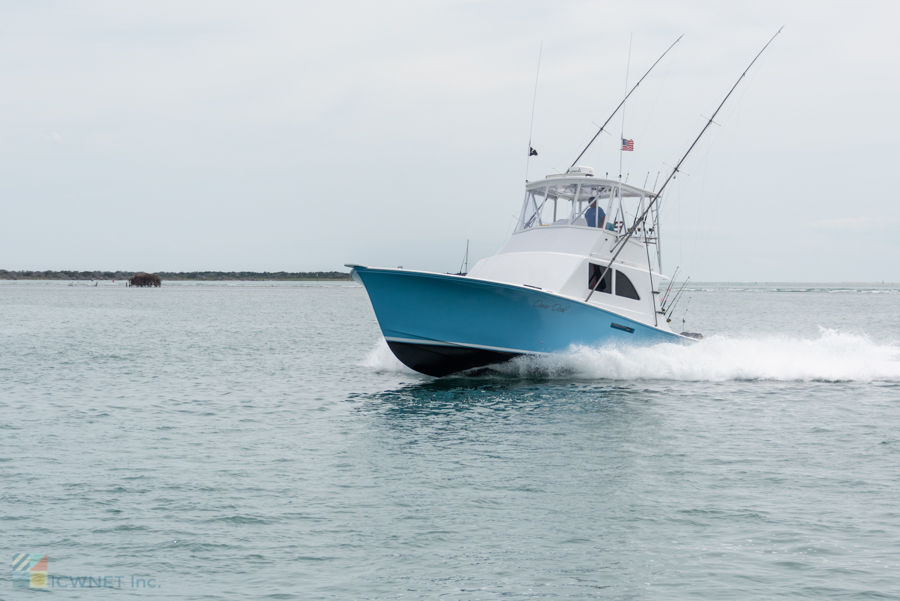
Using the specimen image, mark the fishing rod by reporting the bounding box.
[570,34,683,168]
[585,28,782,304]
[660,266,680,311]
[665,277,691,321]
[663,276,688,315]
[680,296,693,331]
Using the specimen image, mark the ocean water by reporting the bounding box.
[2,280,900,599]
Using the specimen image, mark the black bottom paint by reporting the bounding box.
[387,341,522,377]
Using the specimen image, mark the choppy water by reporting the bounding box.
[2,280,900,599]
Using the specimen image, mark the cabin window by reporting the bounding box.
[615,271,640,300]
[588,263,612,294]
[516,189,539,231]
[589,265,641,300]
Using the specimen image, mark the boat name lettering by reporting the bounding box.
[532,300,570,313]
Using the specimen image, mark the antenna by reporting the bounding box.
[457,239,470,275]
[619,32,632,181]
[570,34,683,168]
[525,42,543,182]
[586,28,782,304]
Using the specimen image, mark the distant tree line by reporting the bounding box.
[0,270,353,281]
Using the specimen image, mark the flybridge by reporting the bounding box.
[517,169,659,241]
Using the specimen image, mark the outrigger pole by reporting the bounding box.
[570,34,683,168]
[586,27,783,304]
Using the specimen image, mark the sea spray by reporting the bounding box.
[364,329,900,382]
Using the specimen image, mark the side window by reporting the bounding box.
[588,264,612,294]
[538,194,556,225]
[517,190,541,232]
[517,188,556,231]
[615,271,640,300]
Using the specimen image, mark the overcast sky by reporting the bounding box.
[1,1,898,281]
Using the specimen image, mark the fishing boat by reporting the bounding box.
[348,31,780,377]
[348,166,689,377]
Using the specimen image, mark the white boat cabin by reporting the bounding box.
[466,166,671,330]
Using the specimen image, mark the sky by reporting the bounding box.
[1,0,898,281]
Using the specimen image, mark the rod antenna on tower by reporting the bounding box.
[619,32,633,181]
[525,42,543,181]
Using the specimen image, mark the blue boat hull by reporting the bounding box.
[351,266,684,377]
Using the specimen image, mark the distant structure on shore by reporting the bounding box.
[0,270,352,281]
[129,273,161,287]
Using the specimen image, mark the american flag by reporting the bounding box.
[621,138,634,151]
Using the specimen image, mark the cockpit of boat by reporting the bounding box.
[516,167,657,237]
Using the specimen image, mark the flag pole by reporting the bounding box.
[585,27,783,304]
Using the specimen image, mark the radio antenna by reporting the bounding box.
[619,32,633,181]
[570,34,682,168]
[586,28,782,304]
[525,42,543,182]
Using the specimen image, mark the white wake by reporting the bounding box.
[363,330,900,382]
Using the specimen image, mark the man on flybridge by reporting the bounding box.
[585,198,606,228]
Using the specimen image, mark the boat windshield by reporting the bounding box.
[516,182,617,232]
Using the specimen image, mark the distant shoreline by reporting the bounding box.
[0,270,353,281]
